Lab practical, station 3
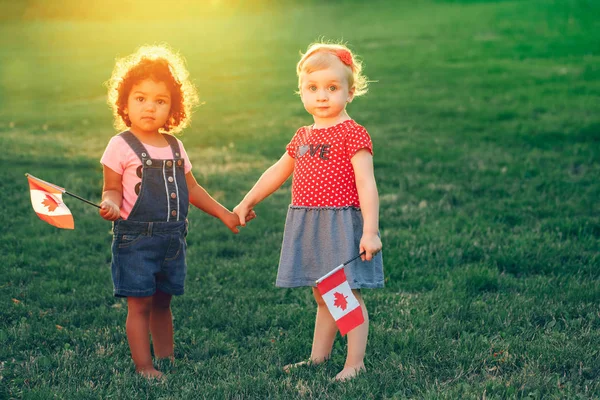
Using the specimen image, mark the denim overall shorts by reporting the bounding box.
[110,131,189,297]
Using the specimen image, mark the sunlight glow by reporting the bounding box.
[17,0,266,21]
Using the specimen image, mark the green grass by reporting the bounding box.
[1,0,599,398]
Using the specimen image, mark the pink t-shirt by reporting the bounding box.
[285,119,373,207]
[100,135,192,220]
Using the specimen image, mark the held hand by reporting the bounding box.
[245,209,257,223]
[233,203,256,227]
[222,210,242,234]
[359,233,382,261]
[99,200,120,221]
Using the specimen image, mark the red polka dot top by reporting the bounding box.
[286,119,373,208]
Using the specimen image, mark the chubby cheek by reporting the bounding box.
[299,93,311,107]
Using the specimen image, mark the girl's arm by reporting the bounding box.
[186,171,243,234]
[351,149,382,261]
[233,153,295,225]
[99,165,123,221]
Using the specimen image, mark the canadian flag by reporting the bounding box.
[316,266,364,336]
[27,174,74,229]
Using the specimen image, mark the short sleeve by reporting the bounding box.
[286,127,306,158]
[177,139,193,174]
[345,125,373,159]
[100,136,126,175]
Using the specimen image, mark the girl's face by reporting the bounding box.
[299,62,354,124]
[125,79,172,135]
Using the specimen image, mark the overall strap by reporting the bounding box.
[118,131,150,162]
[161,134,182,159]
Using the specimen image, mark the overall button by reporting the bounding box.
[168,176,174,183]
[141,152,147,157]
[166,160,173,167]
[170,193,177,199]
[177,160,182,166]
[146,160,152,166]
[171,210,177,217]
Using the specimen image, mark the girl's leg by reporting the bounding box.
[149,290,174,359]
[335,289,369,381]
[126,296,162,378]
[310,287,339,362]
[284,287,338,371]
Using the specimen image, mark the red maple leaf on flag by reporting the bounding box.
[333,292,348,310]
[41,194,59,212]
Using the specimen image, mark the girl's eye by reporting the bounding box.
[136,97,144,102]
[157,99,165,105]
[329,85,337,92]
[308,86,317,92]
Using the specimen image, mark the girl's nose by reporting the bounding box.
[317,90,328,101]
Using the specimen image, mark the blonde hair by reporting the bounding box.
[106,44,199,134]
[296,41,369,96]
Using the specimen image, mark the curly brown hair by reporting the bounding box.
[106,45,199,134]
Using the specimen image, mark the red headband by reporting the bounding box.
[335,49,353,69]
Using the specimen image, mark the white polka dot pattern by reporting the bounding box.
[285,120,373,207]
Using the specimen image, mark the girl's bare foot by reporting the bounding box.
[283,358,326,373]
[334,364,365,381]
[137,367,164,379]
[283,360,310,373]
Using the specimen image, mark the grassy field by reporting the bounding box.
[1,0,599,398]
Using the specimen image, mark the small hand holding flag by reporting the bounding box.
[316,253,366,336]
[26,173,100,229]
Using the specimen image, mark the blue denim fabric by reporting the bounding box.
[110,131,190,297]
[111,220,188,297]
[122,131,189,223]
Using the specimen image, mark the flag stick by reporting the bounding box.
[26,173,101,209]
[316,251,366,284]
[64,191,101,209]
